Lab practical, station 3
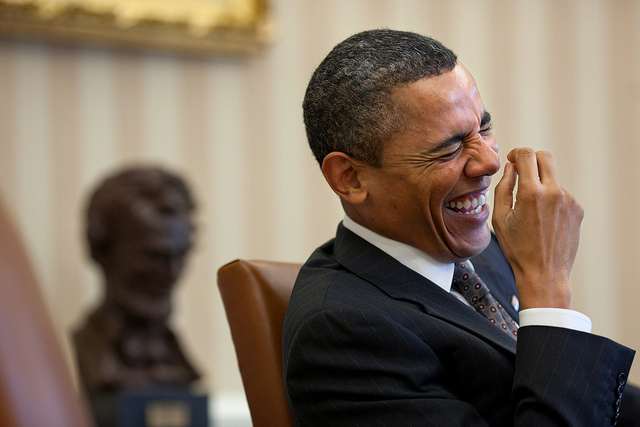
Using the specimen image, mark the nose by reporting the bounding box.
[464,135,500,178]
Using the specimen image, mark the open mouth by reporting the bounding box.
[446,191,487,215]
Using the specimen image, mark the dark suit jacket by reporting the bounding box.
[283,223,636,426]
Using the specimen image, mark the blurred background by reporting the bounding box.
[1,0,639,424]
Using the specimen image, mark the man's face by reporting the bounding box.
[353,63,500,262]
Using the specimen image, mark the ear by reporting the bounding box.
[321,152,368,205]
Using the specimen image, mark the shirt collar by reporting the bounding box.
[342,215,455,293]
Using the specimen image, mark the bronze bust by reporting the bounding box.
[73,167,200,393]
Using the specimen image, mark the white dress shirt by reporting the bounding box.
[342,215,591,333]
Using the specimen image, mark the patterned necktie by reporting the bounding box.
[452,262,518,340]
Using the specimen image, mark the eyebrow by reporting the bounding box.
[481,111,492,127]
[431,110,493,152]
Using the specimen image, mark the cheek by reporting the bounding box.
[423,171,464,222]
[421,172,457,204]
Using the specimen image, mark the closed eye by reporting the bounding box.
[480,123,493,136]
[480,111,493,135]
[437,142,463,160]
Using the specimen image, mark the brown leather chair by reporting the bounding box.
[0,196,93,427]
[217,259,301,427]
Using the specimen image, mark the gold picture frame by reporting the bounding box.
[0,0,272,56]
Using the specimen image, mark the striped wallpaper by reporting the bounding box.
[1,0,639,400]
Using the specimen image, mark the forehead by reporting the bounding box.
[392,64,485,144]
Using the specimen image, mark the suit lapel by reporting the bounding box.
[334,224,517,354]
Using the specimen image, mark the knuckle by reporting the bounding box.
[522,186,543,203]
[536,150,553,161]
[560,190,584,219]
[549,186,564,202]
[573,199,585,219]
[518,147,536,158]
[562,189,580,207]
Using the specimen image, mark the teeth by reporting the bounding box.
[448,193,487,213]
[464,206,482,215]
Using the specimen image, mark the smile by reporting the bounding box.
[447,191,487,215]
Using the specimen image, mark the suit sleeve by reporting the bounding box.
[514,326,634,426]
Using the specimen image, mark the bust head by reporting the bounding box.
[86,166,195,321]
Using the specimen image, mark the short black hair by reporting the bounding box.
[303,29,457,167]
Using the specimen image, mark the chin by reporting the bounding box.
[449,231,492,260]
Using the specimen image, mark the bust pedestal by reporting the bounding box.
[90,389,209,427]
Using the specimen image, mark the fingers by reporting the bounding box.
[506,148,537,187]
[493,147,583,309]
[506,148,558,186]
[535,150,558,184]
[492,162,516,223]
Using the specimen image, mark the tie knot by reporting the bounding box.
[452,262,489,299]
[454,261,474,277]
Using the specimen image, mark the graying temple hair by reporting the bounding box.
[303,29,457,167]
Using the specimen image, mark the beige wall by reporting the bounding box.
[1,0,639,401]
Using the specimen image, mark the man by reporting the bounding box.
[74,167,200,393]
[282,29,637,426]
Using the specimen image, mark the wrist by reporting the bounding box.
[515,275,572,310]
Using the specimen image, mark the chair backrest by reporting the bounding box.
[217,259,301,427]
[0,197,93,427]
